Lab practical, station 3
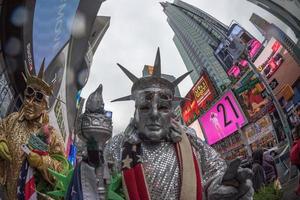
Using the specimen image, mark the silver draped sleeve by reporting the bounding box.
[185,127,226,186]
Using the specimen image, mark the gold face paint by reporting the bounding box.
[23,87,47,121]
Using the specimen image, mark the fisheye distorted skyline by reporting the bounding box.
[81,0,295,134]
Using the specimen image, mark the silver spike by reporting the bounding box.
[111,95,132,102]
[96,84,103,92]
[152,47,161,77]
[173,70,193,86]
[117,63,139,83]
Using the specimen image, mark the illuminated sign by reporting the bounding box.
[192,76,211,105]
[280,84,294,101]
[272,41,281,52]
[244,115,274,144]
[199,90,247,145]
[253,38,287,81]
[234,73,270,121]
[181,73,216,125]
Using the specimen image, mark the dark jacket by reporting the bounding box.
[252,150,266,192]
[263,154,278,183]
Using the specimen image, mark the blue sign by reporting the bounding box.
[68,144,77,166]
[32,0,80,71]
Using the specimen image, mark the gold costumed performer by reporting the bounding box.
[0,60,66,199]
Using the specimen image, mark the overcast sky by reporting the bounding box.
[80,0,295,134]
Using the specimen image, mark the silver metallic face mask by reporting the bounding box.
[134,89,173,142]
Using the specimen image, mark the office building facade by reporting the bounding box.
[161,0,231,91]
[247,0,300,41]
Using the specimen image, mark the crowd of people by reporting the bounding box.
[251,148,278,192]
[250,123,300,197]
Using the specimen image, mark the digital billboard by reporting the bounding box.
[233,72,271,122]
[181,73,216,125]
[243,115,275,144]
[215,23,262,81]
[199,90,247,145]
[254,37,300,107]
[254,38,285,79]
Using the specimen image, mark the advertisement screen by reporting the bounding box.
[199,90,247,145]
[243,115,275,144]
[215,24,262,81]
[181,73,216,125]
[189,120,205,141]
[254,38,285,79]
[254,37,300,106]
[233,72,271,122]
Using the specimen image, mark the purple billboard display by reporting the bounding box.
[199,90,247,145]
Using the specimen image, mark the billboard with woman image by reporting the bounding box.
[199,90,248,145]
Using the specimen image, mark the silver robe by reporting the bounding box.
[104,127,226,200]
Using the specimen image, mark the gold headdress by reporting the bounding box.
[22,58,55,96]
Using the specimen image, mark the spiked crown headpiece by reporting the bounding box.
[22,58,55,96]
[112,48,192,102]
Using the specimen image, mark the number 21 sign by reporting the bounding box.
[199,90,247,145]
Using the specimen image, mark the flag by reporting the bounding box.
[65,162,83,200]
[17,160,37,200]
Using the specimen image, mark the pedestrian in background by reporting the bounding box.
[290,125,300,196]
[263,152,278,184]
[252,149,266,192]
[290,106,300,128]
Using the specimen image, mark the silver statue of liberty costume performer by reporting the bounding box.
[69,84,112,200]
[105,48,254,200]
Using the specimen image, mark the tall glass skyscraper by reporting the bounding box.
[161,0,231,90]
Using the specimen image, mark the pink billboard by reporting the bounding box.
[199,90,247,145]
